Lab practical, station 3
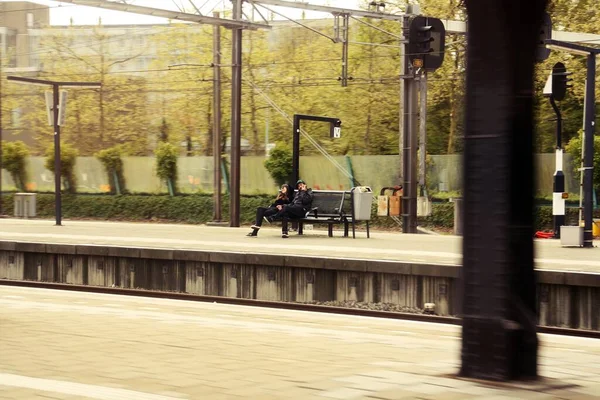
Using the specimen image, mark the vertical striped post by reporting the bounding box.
[553,148,565,238]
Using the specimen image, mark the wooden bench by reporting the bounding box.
[286,190,370,238]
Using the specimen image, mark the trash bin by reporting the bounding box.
[14,193,36,218]
[352,186,373,221]
[377,186,402,217]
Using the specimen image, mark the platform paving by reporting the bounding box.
[1,285,599,399]
[0,219,599,272]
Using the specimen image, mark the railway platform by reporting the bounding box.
[1,285,599,399]
[0,219,599,272]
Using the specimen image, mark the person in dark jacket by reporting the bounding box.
[246,184,292,237]
[270,179,313,238]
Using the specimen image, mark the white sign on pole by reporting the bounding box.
[44,90,68,126]
[58,90,68,126]
[44,91,53,126]
[333,126,341,138]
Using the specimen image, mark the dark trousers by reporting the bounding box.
[274,205,306,233]
[255,206,279,226]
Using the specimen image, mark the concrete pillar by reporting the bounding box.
[87,256,116,287]
[57,255,86,285]
[221,264,254,299]
[0,252,24,280]
[336,272,374,303]
[256,266,293,302]
[185,262,219,295]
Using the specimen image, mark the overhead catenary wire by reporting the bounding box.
[244,77,354,181]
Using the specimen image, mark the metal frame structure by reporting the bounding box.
[6,76,101,226]
[545,39,599,248]
[291,114,341,186]
[56,0,270,29]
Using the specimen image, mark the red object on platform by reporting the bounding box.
[534,231,554,239]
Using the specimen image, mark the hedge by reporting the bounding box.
[2,193,597,231]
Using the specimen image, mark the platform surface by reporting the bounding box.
[1,285,599,399]
[0,219,599,272]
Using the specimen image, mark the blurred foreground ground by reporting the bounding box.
[1,285,599,400]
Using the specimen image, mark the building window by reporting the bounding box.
[27,13,34,28]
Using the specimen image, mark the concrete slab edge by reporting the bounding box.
[0,240,599,285]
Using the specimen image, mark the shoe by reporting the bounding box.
[282,232,289,238]
[246,228,258,237]
[250,225,260,230]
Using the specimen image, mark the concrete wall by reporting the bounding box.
[1,241,598,331]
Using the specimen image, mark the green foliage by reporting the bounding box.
[264,143,293,186]
[95,145,126,194]
[5,1,596,162]
[565,131,600,189]
[15,29,152,156]
[5,192,593,233]
[1,141,29,191]
[155,142,178,193]
[44,143,78,193]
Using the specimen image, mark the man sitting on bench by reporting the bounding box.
[269,179,313,238]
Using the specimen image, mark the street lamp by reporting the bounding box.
[6,76,101,226]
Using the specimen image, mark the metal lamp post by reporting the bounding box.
[7,76,101,226]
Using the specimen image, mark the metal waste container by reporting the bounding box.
[14,193,37,218]
[352,186,373,221]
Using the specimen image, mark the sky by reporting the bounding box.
[9,0,366,26]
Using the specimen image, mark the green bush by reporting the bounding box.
[155,142,178,195]
[95,145,126,194]
[1,141,29,191]
[264,143,293,186]
[3,193,596,231]
[44,143,78,193]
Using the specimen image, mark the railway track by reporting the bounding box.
[2,279,598,339]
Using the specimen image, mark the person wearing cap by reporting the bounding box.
[270,179,313,238]
[246,184,292,237]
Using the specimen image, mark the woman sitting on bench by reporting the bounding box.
[272,179,313,238]
[246,183,292,237]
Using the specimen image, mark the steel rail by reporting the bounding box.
[1,279,598,339]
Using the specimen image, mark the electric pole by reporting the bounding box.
[402,12,446,233]
[230,0,243,227]
[213,11,223,222]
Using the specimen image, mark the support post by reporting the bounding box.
[0,50,3,217]
[341,14,349,87]
[549,96,565,238]
[582,53,596,248]
[229,0,243,227]
[213,11,222,222]
[460,0,542,381]
[401,8,418,234]
[402,75,418,233]
[292,114,300,186]
[53,84,62,226]
[418,71,427,189]
[398,16,407,188]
